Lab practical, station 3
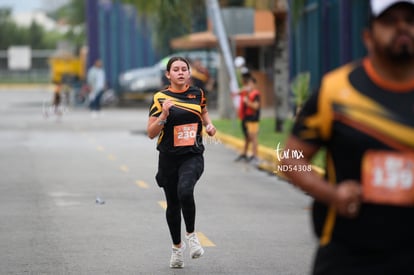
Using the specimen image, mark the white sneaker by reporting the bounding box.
[186,232,204,259]
[170,242,186,268]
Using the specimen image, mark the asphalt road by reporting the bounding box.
[0,88,316,275]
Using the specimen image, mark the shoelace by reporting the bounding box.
[188,235,200,247]
[171,247,183,260]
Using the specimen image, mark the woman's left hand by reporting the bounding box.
[205,124,216,136]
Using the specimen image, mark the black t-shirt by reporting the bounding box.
[292,58,414,249]
[149,85,206,155]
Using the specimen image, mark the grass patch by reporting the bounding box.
[213,117,326,169]
[0,77,50,84]
[212,117,286,149]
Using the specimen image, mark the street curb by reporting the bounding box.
[214,131,277,175]
[0,83,53,91]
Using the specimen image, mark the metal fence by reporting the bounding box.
[290,0,370,91]
[0,49,53,83]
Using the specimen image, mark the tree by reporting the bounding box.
[121,0,203,56]
[0,8,26,49]
[0,6,70,50]
[47,0,87,49]
[29,21,45,49]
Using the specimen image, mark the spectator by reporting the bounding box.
[189,58,211,92]
[234,73,261,165]
[87,59,106,118]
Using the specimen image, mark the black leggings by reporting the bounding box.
[156,153,204,245]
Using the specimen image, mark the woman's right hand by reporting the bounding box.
[161,99,174,118]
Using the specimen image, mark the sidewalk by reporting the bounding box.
[0,83,53,91]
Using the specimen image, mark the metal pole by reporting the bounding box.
[205,0,239,95]
[86,0,99,70]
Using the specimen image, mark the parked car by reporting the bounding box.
[117,51,219,101]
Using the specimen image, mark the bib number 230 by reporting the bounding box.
[174,123,198,147]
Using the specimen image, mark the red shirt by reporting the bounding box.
[238,89,260,121]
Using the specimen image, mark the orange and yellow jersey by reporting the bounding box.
[149,85,206,155]
[292,58,414,249]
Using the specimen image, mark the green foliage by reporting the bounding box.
[0,7,66,50]
[0,8,26,49]
[0,8,11,23]
[64,0,85,25]
[213,117,281,148]
[42,31,66,48]
[29,22,45,49]
[0,1,87,51]
[290,71,310,113]
[121,0,206,55]
[47,0,86,49]
[290,0,306,27]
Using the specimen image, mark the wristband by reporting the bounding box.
[158,119,167,126]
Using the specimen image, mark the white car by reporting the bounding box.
[118,51,218,101]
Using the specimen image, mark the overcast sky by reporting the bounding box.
[0,0,69,13]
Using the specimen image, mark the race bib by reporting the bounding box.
[362,151,414,206]
[173,123,198,147]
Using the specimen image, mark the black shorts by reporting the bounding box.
[155,153,204,188]
[313,241,414,275]
[241,120,248,138]
[53,93,61,106]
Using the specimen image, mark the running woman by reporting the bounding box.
[147,56,216,268]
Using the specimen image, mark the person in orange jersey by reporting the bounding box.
[281,0,414,274]
[147,56,216,269]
